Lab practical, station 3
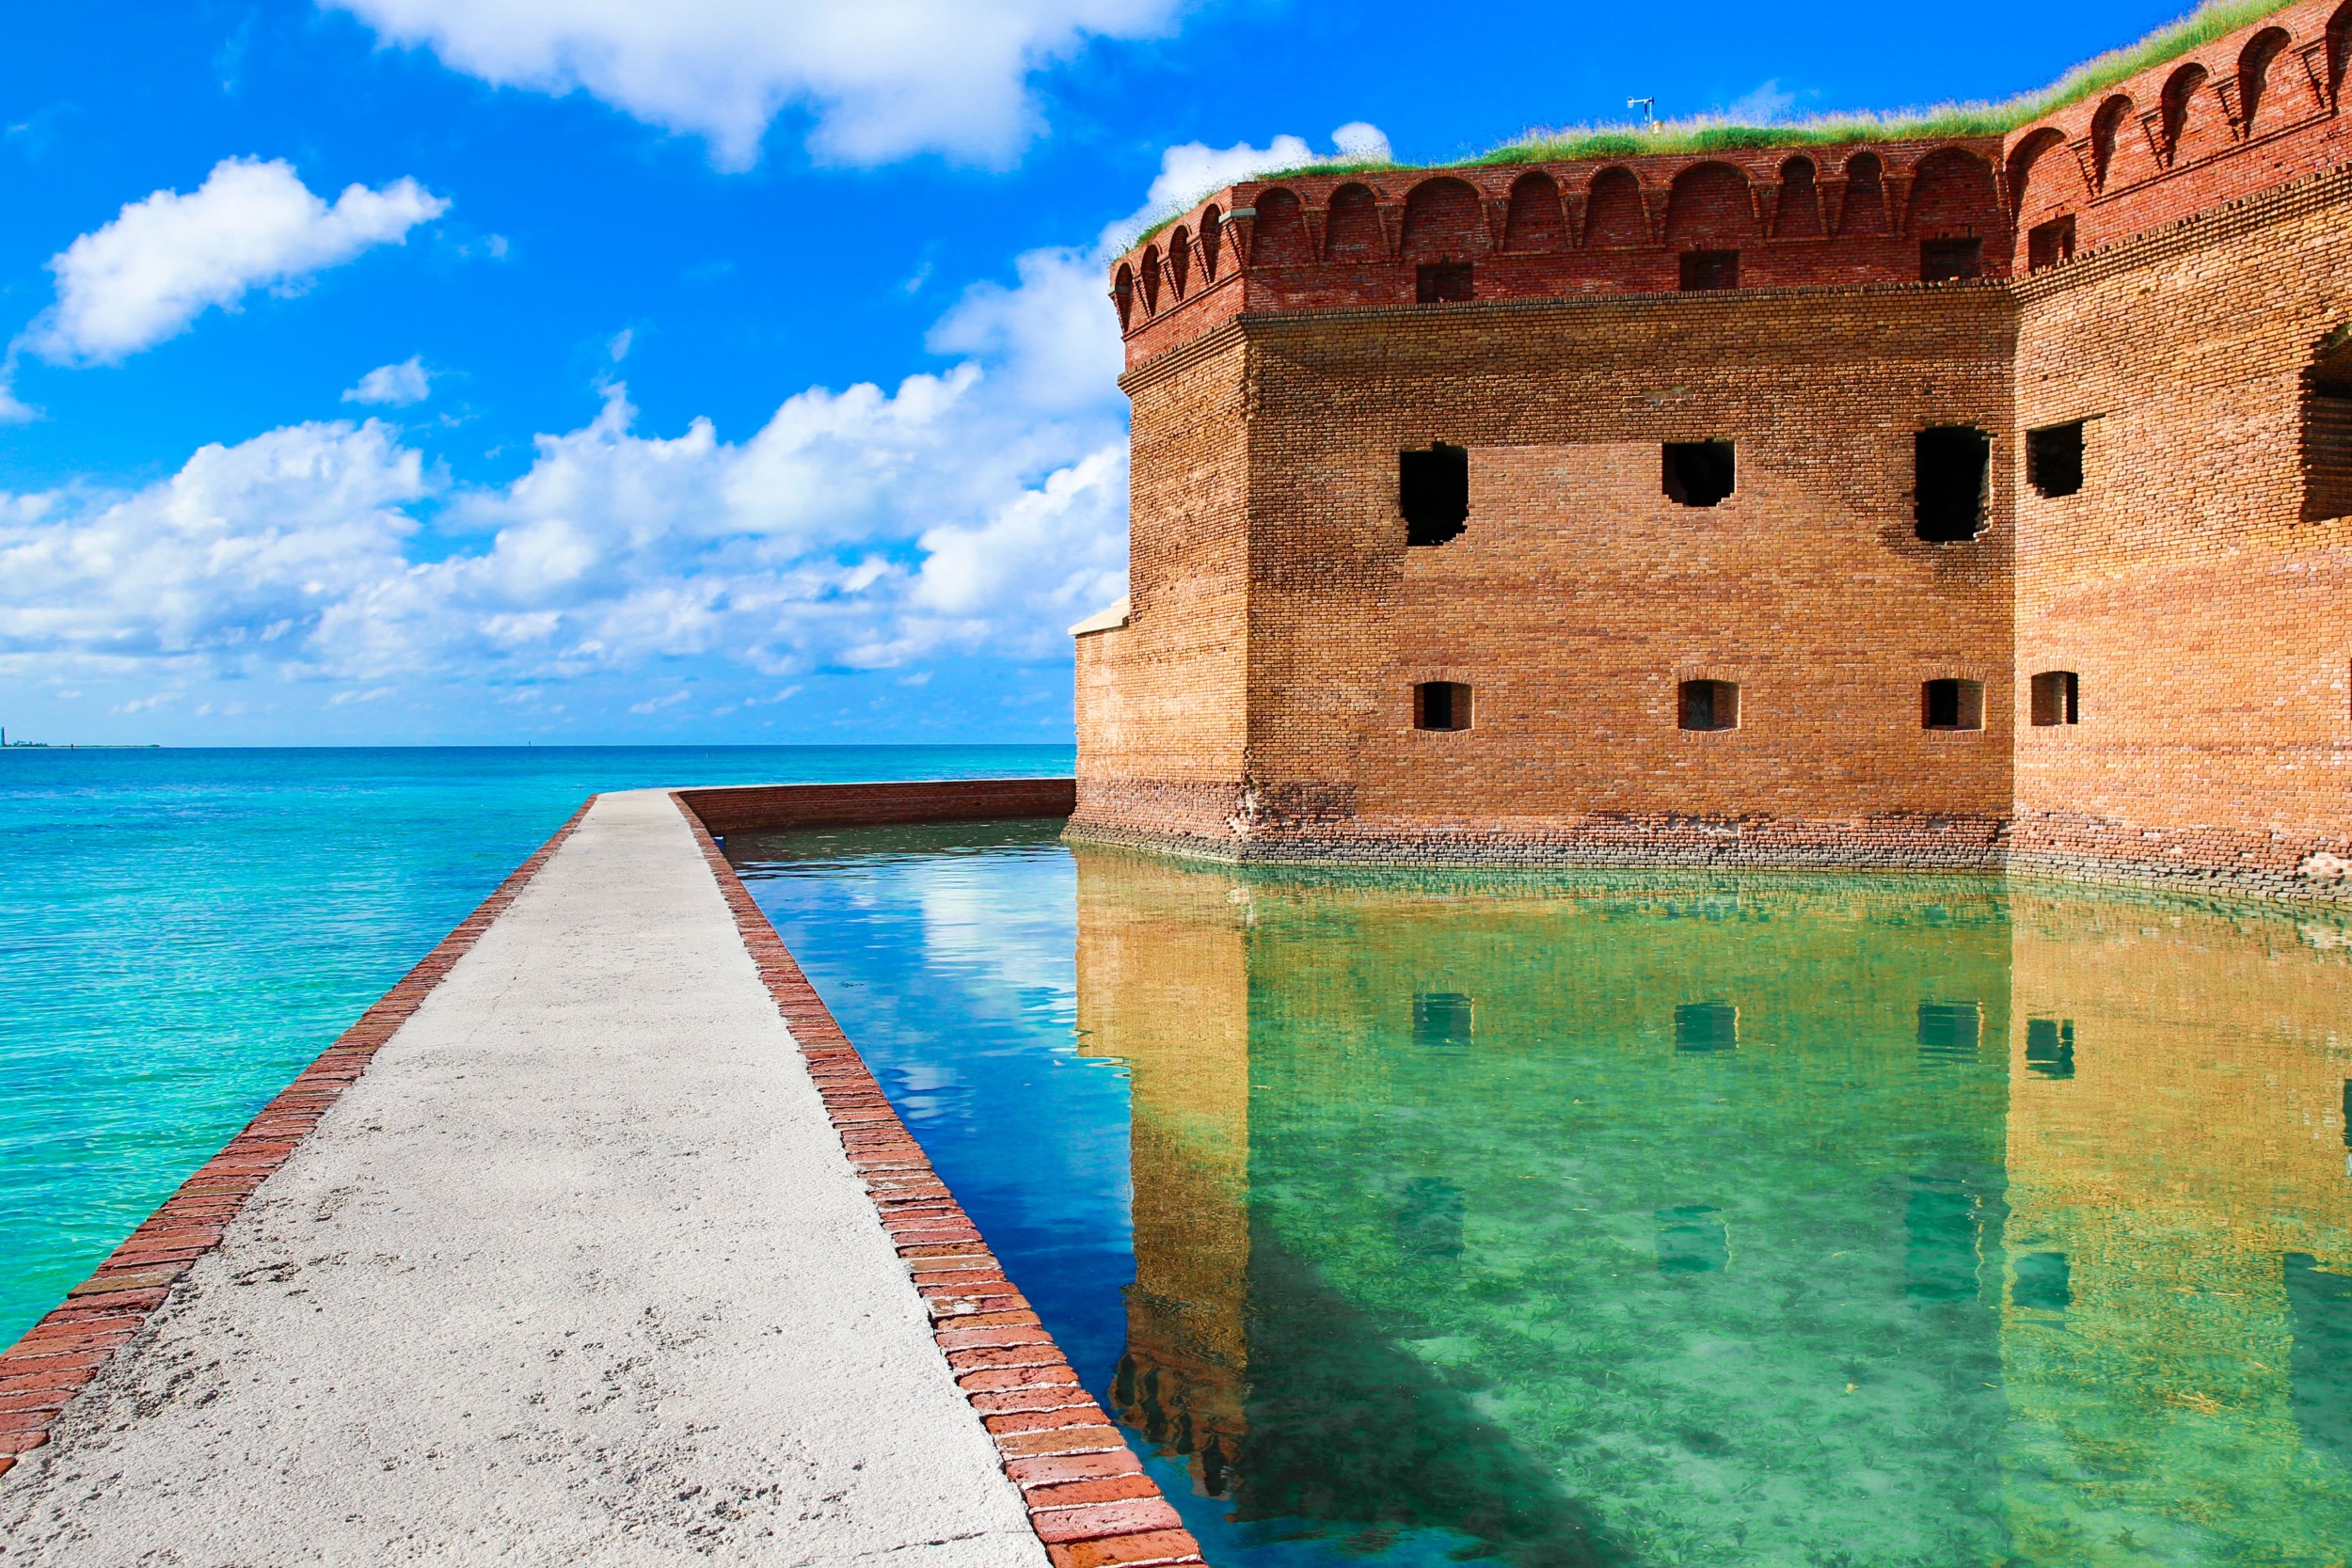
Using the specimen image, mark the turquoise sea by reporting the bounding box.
[0,745,1071,1347]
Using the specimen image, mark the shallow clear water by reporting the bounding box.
[0,745,1070,1347]
[734,825,2352,1568]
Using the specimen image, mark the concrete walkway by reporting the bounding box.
[0,790,1046,1566]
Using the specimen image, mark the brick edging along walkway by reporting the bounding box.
[0,799,595,1481]
[672,793,1209,1568]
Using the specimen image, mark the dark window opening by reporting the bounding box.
[1675,1003,1739,1053]
[1921,237,1984,282]
[1412,992,1473,1046]
[1415,681,1472,732]
[1678,249,1739,291]
[1918,1001,1981,1062]
[1400,443,1469,546]
[1923,678,1986,732]
[1657,1205,1727,1275]
[2305,335,2352,522]
[2027,214,2076,271]
[2026,1018,2076,1080]
[1915,425,1991,541]
[1416,262,1473,303]
[2012,1251,2073,1312]
[1662,440,1736,507]
[1678,679,1740,732]
[2027,420,2085,498]
[2287,1252,2352,1459]
[2029,671,2079,727]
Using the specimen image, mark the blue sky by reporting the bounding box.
[0,0,2196,745]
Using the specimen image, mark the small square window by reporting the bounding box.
[1662,440,1735,507]
[1678,679,1740,732]
[1415,681,1473,732]
[2029,671,2079,726]
[1923,678,1985,732]
[1675,1003,1739,1053]
[1921,237,1983,282]
[1416,262,1473,303]
[2026,1019,2075,1080]
[2027,421,2085,498]
[2027,215,2075,271]
[1679,249,1739,291]
[1412,992,1473,1046]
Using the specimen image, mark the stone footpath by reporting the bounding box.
[0,789,1197,1567]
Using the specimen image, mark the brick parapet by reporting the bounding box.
[1113,0,2352,374]
[0,798,596,1481]
[671,794,1206,1568]
[676,778,1076,836]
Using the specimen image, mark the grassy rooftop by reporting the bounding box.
[1124,0,2293,247]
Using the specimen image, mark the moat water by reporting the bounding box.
[732,821,2352,1568]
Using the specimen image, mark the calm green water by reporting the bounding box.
[735,824,2352,1568]
[0,746,1071,1348]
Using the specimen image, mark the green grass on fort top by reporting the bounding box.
[1123,0,2295,247]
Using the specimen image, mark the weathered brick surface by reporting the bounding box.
[1076,0,2352,904]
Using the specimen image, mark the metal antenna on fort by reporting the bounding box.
[1628,96,1658,132]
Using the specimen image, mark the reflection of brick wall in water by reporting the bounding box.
[1074,0,2352,901]
[1072,849,1253,1494]
[2001,890,2352,1559]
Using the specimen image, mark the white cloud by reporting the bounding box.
[0,244,1129,697]
[343,356,432,405]
[330,0,1184,170]
[927,247,1120,413]
[1721,80,1798,122]
[24,158,448,364]
[1103,122,1391,252]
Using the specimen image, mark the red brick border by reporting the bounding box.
[0,799,595,1482]
[672,793,1206,1568]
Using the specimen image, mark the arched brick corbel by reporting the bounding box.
[1223,208,1257,272]
[1482,197,1509,251]
[2067,137,2102,196]
[2137,106,2174,168]
[1562,187,1590,247]
[2295,40,2334,110]
[1884,166,1917,233]
[1302,203,1328,262]
[1745,180,1772,235]
[1639,184,1670,245]
[1376,200,1406,261]
[1820,173,1850,234]
[2216,73,2246,135]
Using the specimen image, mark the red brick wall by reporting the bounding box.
[1073,329,1255,840]
[2009,162,2352,896]
[678,779,1075,835]
[1214,285,2012,865]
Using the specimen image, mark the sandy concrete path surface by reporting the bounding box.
[0,789,1046,1567]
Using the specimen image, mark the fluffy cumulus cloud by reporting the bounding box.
[1103,122,1391,250]
[0,245,1128,704]
[24,158,447,364]
[330,0,1182,169]
[343,356,433,406]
